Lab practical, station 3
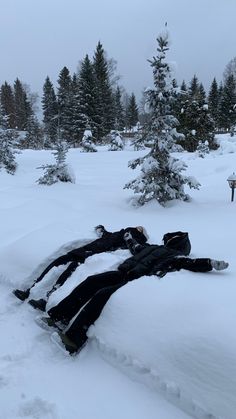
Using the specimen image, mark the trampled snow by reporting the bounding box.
[0,135,235,419]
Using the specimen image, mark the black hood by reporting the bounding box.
[162,231,191,256]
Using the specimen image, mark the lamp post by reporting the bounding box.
[227,172,236,202]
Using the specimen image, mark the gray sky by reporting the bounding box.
[1,0,236,101]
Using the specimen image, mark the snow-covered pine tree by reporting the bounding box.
[124,32,200,206]
[42,76,58,146]
[208,78,220,132]
[196,140,209,158]
[0,129,19,174]
[176,76,215,151]
[108,129,124,151]
[81,127,97,152]
[0,82,16,129]
[37,135,75,185]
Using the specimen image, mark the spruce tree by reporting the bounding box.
[57,66,73,141]
[24,115,44,149]
[208,78,219,131]
[127,93,139,129]
[189,75,199,98]
[0,82,16,128]
[114,86,125,130]
[93,41,114,140]
[0,129,18,174]
[75,55,96,140]
[108,130,124,151]
[14,78,32,130]
[124,32,200,206]
[37,138,75,185]
[218,74,236,133]
[177,78,215,151]
[42,76,58,145]
[81,127,97,152]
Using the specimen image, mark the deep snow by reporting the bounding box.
[0,135,235,419]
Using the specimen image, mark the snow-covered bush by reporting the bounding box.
[108,130,124,151]
[81,129,97,152]
[196,140,210,158]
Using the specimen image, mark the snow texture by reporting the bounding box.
[0,134,235,419]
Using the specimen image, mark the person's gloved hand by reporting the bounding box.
[94,225,106,237]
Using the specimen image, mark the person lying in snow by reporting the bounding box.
[13,225,148,311]
[37,230,229,355]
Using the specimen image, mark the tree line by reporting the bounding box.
[0,40,236,154]
[0,41,139,149]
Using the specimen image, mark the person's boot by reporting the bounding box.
[57,331,79,354]
[28,298,47,311]
[210,260,229,271]
[35,315,65,331]
[13,288,30,301]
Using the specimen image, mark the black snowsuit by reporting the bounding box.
[13,227,147,300]
[48,231,213,351]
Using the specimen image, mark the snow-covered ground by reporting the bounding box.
[0,134,235,419]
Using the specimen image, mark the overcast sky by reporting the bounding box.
[1,0,236,101]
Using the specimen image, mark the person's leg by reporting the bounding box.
[48,270,125,324]
[28,261,80,311]
[63,281,127,351]
[13,253,77,301]
[47,261,79,296]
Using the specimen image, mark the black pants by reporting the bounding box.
[48,256,212,348]
[23,249,91,298]
[48,271,127,323]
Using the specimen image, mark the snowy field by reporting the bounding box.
[0,134,235,419]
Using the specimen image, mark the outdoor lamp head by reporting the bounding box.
[227,172,236,188]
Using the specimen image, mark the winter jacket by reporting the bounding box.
[118,231,191,280]
[66,227,148,262]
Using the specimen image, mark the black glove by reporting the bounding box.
[94,225,106,237]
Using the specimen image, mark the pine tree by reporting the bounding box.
[42,76,58,145]
[24,115,44,149]
[127,93,139,129]
[0,82,16,128]
[176,78,215,151]
[93,41,115,140]
[0,129,19,174]
[81,127,97,152]
[75,55,96,139]
[114,86,125,130]
[208,78,219,131]
[14,78,32,130]
[108,130,124,151]
[189,75,199,98]
[196,140,209,158]
[37,138,75,185]
[218,74,236,133]
[124,32,200,206]
[57,66,73,141]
